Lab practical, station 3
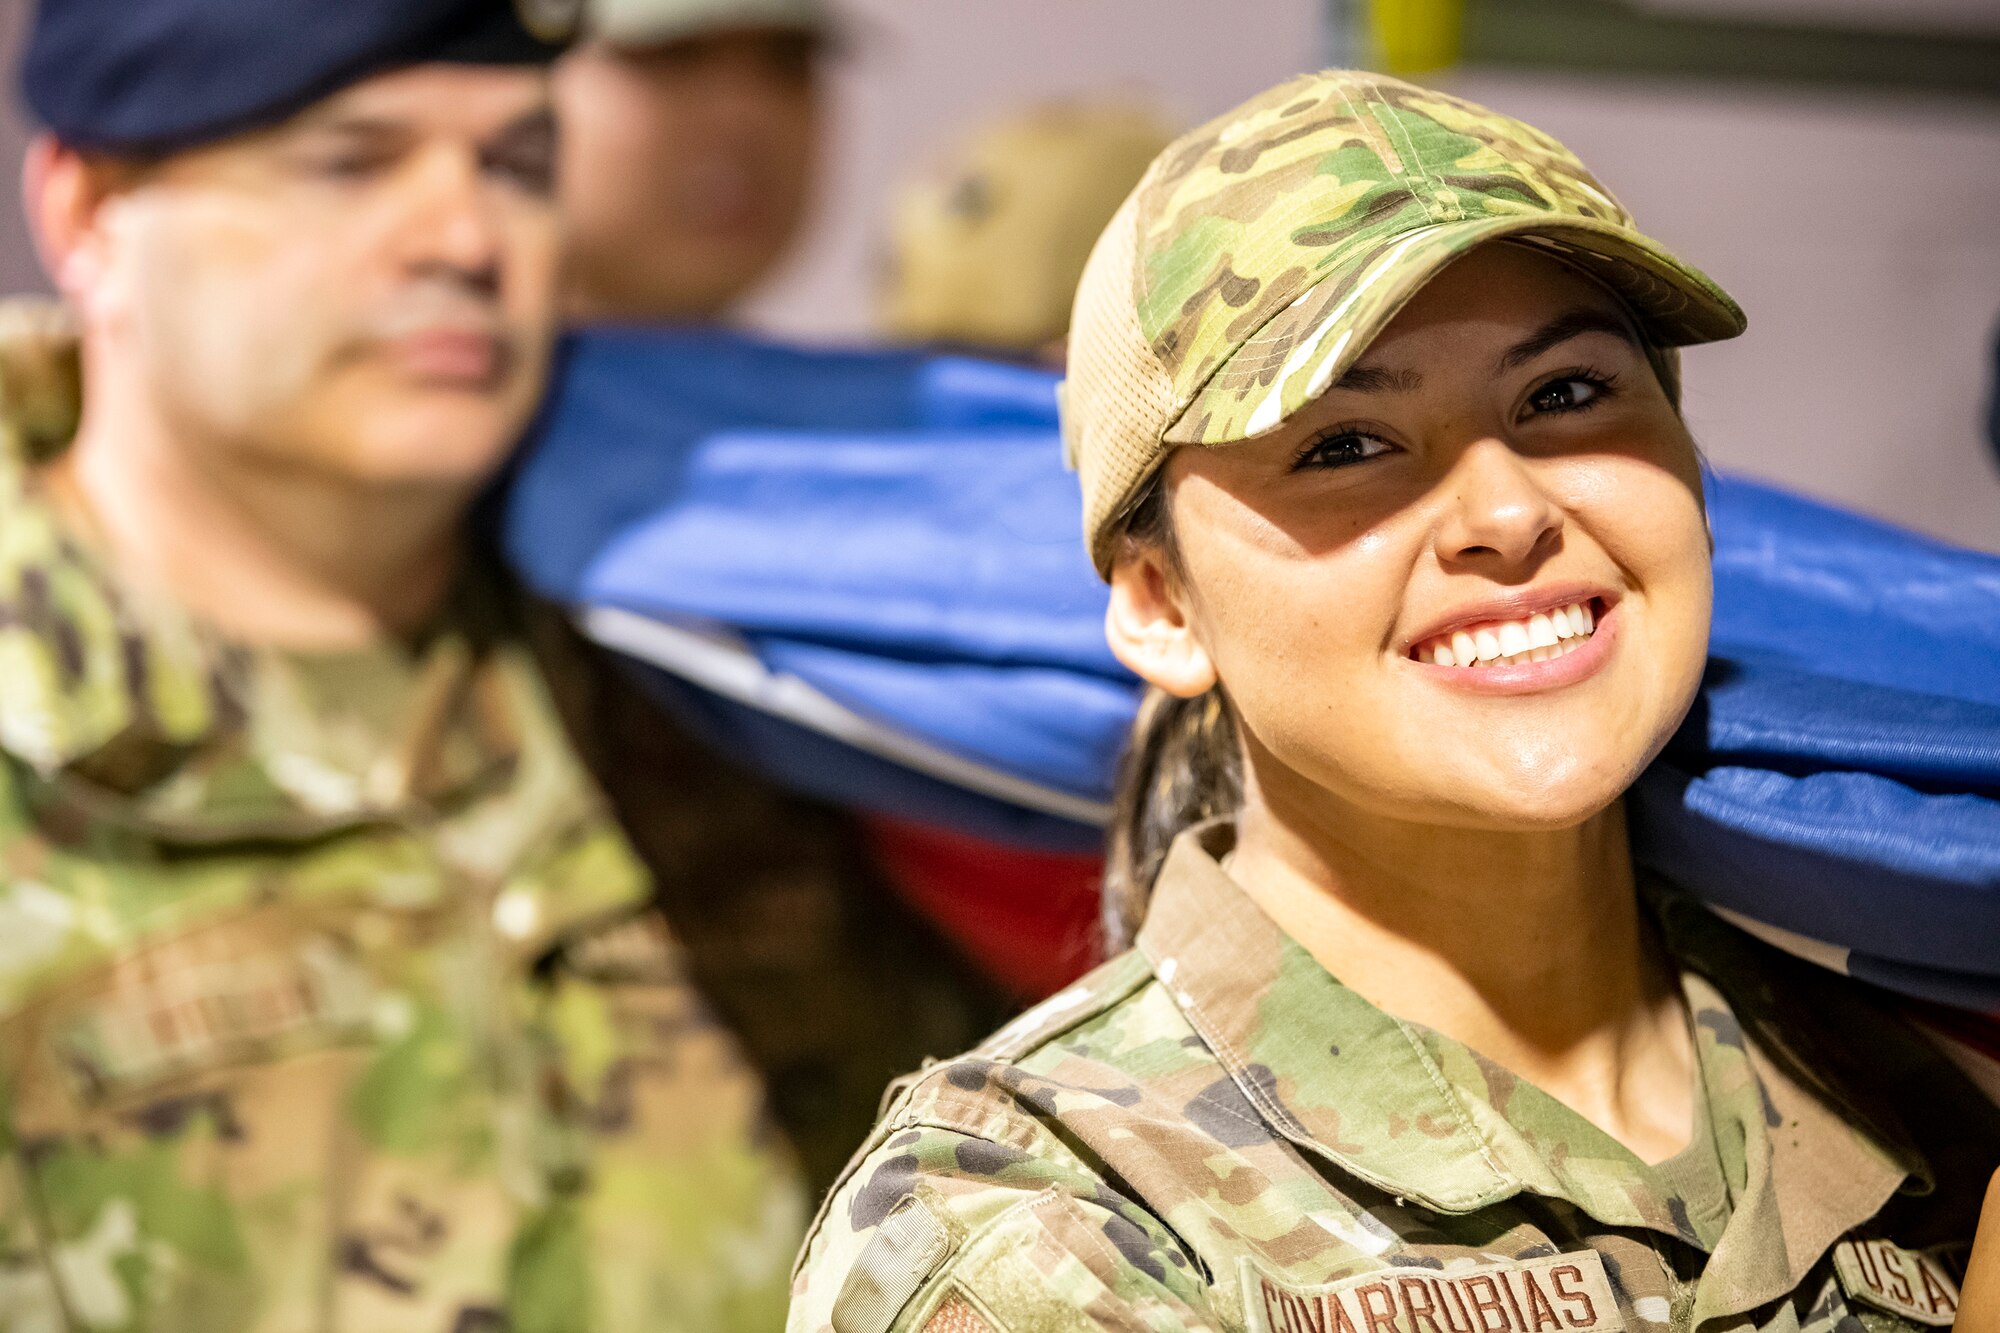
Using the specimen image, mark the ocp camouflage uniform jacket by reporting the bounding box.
[0,306,812,1332]
[791,823,2000,1333]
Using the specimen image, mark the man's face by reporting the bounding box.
[90,64,559,488]
[556,28,820,320]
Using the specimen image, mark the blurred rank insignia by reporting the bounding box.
[515,0,584,41]
[58,927,377,1103]
[1832,1238,1961,1326]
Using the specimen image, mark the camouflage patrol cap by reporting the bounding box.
[1064,70,1746,576]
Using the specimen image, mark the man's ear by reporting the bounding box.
[1105,539,1217,699]
[22,135,124,302]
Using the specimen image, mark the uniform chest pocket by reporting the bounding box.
[3,903,388,1137]
[0,899,544,1333]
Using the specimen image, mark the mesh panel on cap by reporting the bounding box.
[1063,187,1179,578]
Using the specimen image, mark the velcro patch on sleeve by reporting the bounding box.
[834,1195,955,1333]
[1832,1238,1960,1326]
[1241,1251,1627,1333]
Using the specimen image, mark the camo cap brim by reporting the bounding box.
[1168,216,1740,445]
[1063,70,1747,577]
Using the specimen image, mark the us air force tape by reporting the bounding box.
[1242,1251,1626,1333]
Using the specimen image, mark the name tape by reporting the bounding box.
[61,933,375,1100]
[1832,1238,1959,1327]
[1243,1251,1627,1333]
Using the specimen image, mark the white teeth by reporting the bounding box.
[1417,599,1600,668]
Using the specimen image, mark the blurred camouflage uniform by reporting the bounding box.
[791,824,2000,1333]
[880,103,1173,357]
[0,306,818,1331]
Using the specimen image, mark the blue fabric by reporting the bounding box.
[574,424,1134,804]
[1705,477,2000,710]
[22,0,559,153]
[1629,760,2000,974]
[624,667,1111,851]
[512,330,1134,831]
[504,326,2000,1008]
[1847,951,2000,1013]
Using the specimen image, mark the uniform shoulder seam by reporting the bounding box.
[972,949,1154,1064]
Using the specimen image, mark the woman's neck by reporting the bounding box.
[1229,761,1696,1163]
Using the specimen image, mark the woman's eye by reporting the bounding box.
[1528,375,1609,415]
[1294,431,1395,471]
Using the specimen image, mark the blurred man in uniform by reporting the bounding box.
[0,0,995,1328]
[558,0,830,321]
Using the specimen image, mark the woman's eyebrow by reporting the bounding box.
[1332,364,1424,394]
[1495,308,1639,372]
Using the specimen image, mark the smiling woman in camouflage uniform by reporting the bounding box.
[789,71,2000,1333]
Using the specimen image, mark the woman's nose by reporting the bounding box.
[1432,437,1563,572]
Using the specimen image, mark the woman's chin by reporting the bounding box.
[1404,749,1641,833]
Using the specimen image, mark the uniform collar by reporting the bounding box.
[1649,891,1936,1326]
[1135,822,1520,1214]
[1135,823,1923,1323]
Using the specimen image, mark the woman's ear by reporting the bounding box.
[1105,540,1218,699]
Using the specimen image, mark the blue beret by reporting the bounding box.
[21,0,574,154]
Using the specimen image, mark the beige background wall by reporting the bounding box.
[2,0,1994,548]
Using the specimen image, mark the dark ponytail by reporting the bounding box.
[1099,470,1243,954]
[1102,687,1240,951]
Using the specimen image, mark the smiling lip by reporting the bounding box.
[1404,586,1620,695]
